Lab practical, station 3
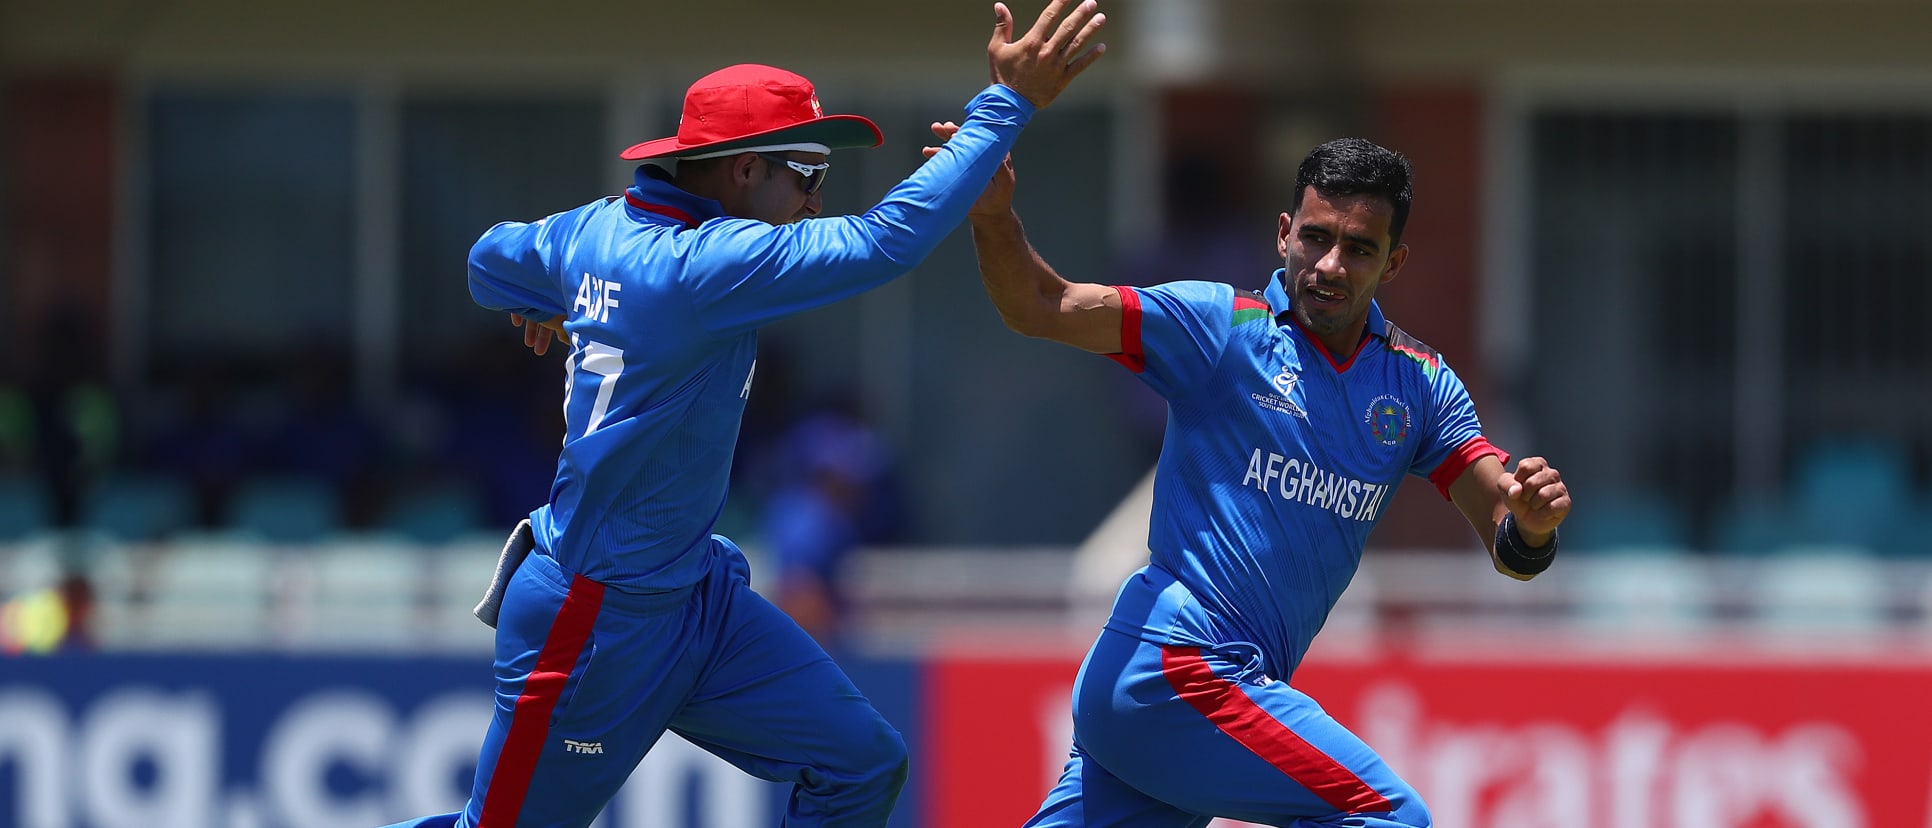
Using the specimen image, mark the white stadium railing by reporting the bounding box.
[6,531,1931,655]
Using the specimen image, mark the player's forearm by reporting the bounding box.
[970,208,1068,338]
[855,86,1034,267]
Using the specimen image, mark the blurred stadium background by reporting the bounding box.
[5,0,1932,825]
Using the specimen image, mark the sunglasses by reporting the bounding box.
[756,152,831,196]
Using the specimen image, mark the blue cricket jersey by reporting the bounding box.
[1106,273,1505,677]
[465,84,1035,591]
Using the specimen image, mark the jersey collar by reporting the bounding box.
[623,164,728,228]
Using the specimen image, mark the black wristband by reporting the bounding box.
[1494,513,1558,576]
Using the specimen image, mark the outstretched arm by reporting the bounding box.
[685,1,1110,338]
[1448,454,1571,580]
[926,121,1123,353]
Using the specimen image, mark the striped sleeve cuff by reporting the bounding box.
[1428,436,1509,500]
[1103,285,1146,373]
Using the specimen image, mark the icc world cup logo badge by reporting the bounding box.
[1365,394,1411,447]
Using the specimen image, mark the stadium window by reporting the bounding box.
[396,95,605,381]
[144,90,357,388]
[1518,105,1932,550]
[1777,114,1932,443]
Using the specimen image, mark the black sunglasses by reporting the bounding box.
[756,152,831,196]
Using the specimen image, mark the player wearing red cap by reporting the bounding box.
[381,3,1107,826]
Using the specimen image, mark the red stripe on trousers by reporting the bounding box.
[478,573,606,826]
[1160,645,1392,814]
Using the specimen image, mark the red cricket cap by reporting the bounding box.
[619,64,884,161]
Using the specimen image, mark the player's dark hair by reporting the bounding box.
[1290,138,1414,247]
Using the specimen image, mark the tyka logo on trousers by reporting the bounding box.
[564,739,605,755]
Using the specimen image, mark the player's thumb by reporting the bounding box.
[1494,473,1524,507]
[989,3,1013,43]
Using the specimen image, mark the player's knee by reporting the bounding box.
[869,723,910,787]
[1376,783,1432,828]
[807,720,905,805]
[1319,801,1430,828]
[1319,779,1430,827]
[850,720,908,795]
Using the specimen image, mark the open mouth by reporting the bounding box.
[1303,284,1348,308]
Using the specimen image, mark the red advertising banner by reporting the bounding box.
[925,642,1932,828]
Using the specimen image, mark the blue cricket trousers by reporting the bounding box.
[1024,587,1429,826]
[383,536,906,827]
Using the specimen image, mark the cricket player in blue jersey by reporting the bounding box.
[380,5,1107,827]
[929,131,1572,826]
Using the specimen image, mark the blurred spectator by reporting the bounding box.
[719,346,803,542]
[139,359,250,526]
[0,533,96,655]
[256,341,385,526]
[15,307,124,527]
[759,406,901,646]
[414,332,563,529]
[56,569,95,652]
[0,380,31,474]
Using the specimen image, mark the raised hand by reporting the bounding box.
[1496,456,1570,542]
[987,0,1107,109]
[923,121,1017,218]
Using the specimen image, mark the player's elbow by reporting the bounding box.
[991,291,1060,339]
[465,266,508,312]
[1000,306,1053,339]
[466,238,505,307]
[466,226,542,312]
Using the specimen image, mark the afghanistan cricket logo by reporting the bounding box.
[1364,394,1411,447]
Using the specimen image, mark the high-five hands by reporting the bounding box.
[1497,456,1570,545]
[922,121,1016,219]
[988,0,1107,109]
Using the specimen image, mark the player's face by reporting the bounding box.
[1277,187,1409,354]
[742,151,826,225]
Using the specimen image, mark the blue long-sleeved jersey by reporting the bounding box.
[466,84,1033,590]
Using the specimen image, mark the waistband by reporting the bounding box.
[522,549,698,614]
[1103,564,1276,681]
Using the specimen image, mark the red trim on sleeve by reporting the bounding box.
[1428,436,1509,500]
[1103,285,1146,373]
[1233,294,1269,313]
[1161,646,1394,814]
[478,573,606,825]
